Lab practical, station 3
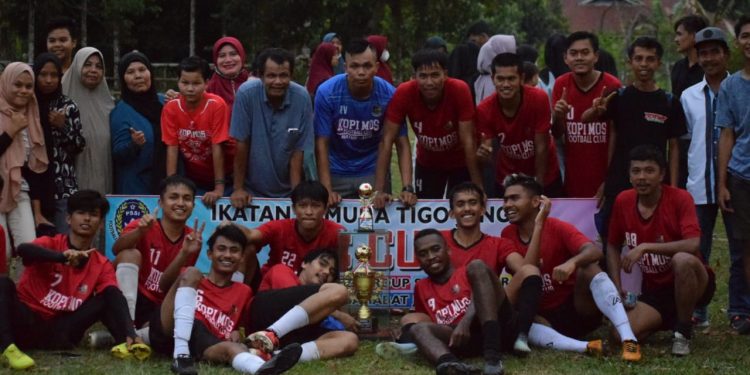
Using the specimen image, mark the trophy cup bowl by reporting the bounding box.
[353,271,375,320]
[358,183,374,199]
[342,244,383,333]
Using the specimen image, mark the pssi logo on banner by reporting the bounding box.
[108,199,150,239]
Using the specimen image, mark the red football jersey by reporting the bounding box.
[475,87,559,186]
[194,277,253,340]
[257,219,343,275]
[502,218,590,312]
[414,266,472,325]
[607,185,702,292]
[17,235,118,319]
[441,229,516,275]
[161,92,231,188]
[121,219,196,304]
[552,72,621,197]
[385,78,475,170]
[258,263,302,292]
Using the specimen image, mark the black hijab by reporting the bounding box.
[33,53,63,141]
[31,53,61,223]
[118,51,166,193]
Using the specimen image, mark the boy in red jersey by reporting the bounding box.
[113,175,201,334]
[551,31,621,198]
[245,248,358,363]
[407,229,520,375]
[161,56,234,206]
[0,190,145,370]
[502,173,640,361]
[374,48,482,206]
[150,224,302,375]
[475,52,561,198]
[607,145,714,356]
[237,181,343,287]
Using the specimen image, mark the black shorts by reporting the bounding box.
[539,294,601,339]
[454,297,520,357]
[414,164,470,199]
[729,175,750,240]
[149,307,222,360]
[135,291,158,328]
[639,267,717,331]
[248,285,331,346]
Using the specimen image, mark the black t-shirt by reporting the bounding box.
[603,85,687,196]
[670,57,704,98]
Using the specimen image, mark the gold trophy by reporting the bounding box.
[343,244,383,332]
[358,183,375,232]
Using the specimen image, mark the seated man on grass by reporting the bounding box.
[0,190,147,371]
[501,173,641,361]
[244,248,359,363]
[607,144,715,356]
[149,224,302,375]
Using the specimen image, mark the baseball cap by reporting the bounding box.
[694,27,728,49]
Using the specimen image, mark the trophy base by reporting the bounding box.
[352,309,394,340]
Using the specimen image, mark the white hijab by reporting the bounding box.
[62,47,114,194]
[474,35,516,104]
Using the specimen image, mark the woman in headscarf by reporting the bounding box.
[31,53,85,234]
[0,62,49,274]
[322,32,345,74]
[474,34,516,104]
[62,47,114,195]
[110,51,165,195]
[306,42,339,96]
[366,35,394,84]
[207,36,250,116]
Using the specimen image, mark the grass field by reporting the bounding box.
[19,218,750,375]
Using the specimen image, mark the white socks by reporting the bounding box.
[590,272,637,342]
[268,305,309,338]
[528,323,588,353]
[173,287,198,358]
[232,352,265,373]
[299,341,320,362]
[135,326,151,345]
[116,263,139,320]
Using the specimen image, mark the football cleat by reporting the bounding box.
[171,354,198,375]
[672,332,690,356]
[1,344,35,370]
[621,340,641,362]
[374,342,418,358]
[245,330,279,355]
[256,343,302,375]
[585,339,603,356]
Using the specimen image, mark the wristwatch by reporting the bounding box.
[402,184,415,193]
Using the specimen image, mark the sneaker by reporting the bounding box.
[671,332,690,356]
[245,330,280,356]
[171,354,198,375]
[730,316,750,335]
[256,343,302,375]
[436,361,480,375]
[130,343,152,361]
[111,342,132,360]
[585,339,603,356]
[691,316,710,329]
[88,330,115,349]
[1,343,35,370]
[513,333,531,355]
[484,359,505,375]
[621,340,641,362]
[375,342,418,358]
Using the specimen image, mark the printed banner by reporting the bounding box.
[105,196,598,308]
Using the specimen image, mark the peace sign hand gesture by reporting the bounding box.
[182,219,206,256]
[590,86,616,117]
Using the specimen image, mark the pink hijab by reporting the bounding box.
[306,42,338,96]
[0,62,48,212]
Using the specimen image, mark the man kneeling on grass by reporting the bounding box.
[607,145,715,356]
[149,225,302,375]
[0,190,148,371]
[244,248,359,362]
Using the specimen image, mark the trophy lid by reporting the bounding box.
[358,183,374,199]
